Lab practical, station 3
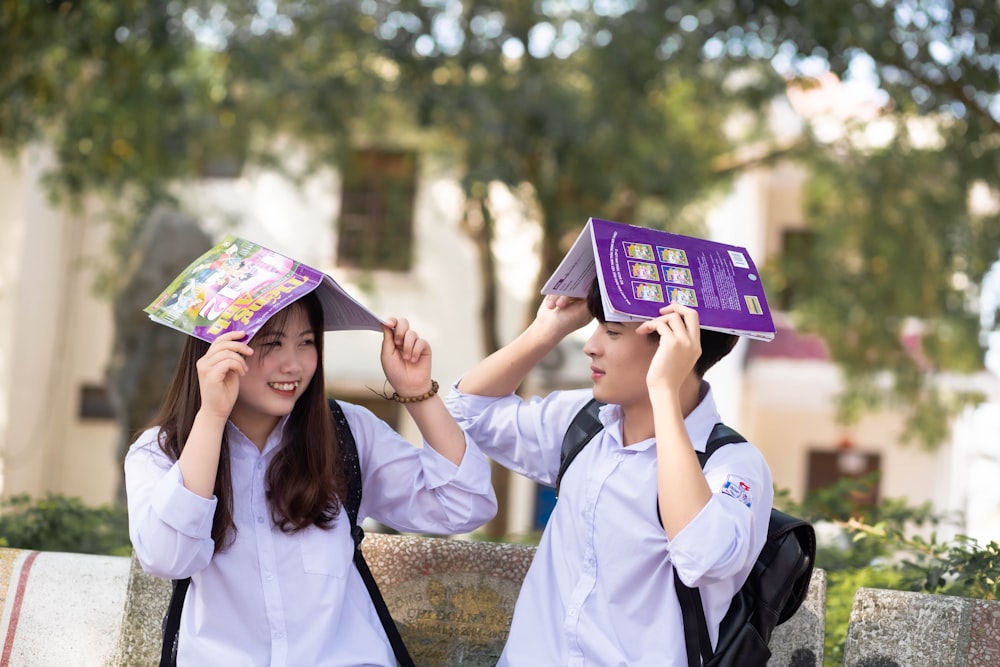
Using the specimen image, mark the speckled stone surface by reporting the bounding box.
[0,548,130,667]
[361,533,536,666]
[844,587,1000,667]
[1,536,832,666]
[111,554,172,667]
[769,568,827,666]
[969,599,1000,666]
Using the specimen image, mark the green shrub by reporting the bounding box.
[0,493,131,556]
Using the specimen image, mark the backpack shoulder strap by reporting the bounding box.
[675,422,748,667]
[697,423,747,466]
[159,576,189,667]
[555,398,606,497]
[327,398,416,667]
[327,398,362,543]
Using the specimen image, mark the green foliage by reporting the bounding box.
[0,494,131,557]
[3,0,997,453]
[844,517,1000,601]
[784,478,998,665]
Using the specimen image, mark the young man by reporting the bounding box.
[445,279,773,666]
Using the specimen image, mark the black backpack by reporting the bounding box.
[159,399,415,667]
[556,399,816,667]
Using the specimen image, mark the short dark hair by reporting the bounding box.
[586,278,738,377]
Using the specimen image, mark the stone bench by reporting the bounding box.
[2,535,827,666]
[842,587,1000,667]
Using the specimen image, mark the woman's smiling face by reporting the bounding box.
[229,303,318,440]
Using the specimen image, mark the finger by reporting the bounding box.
[393,318,411,347]
[401,327,422,362]
[381,324,397,357]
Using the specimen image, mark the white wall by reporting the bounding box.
[0,149,118,505]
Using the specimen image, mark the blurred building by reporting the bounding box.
[1,130,997,543]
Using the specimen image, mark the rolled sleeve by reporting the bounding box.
[150,465,218,538]
[418,432,493,491]
[125,431,218,579]
[668,495,755,586]
[668,443,773,587]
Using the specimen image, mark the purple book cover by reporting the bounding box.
[542,218,776,341]
[145,235,384,343]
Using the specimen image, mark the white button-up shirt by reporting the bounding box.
[125,401,496,667]
[446,384,772,667]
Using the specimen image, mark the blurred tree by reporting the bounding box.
[717,0,1000,447]
[377,1,780,534]
[3,2,997,519]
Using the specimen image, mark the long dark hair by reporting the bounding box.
[147,291,347,552]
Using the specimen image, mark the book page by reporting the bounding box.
[145,236,384,343]
[540,221,599,298]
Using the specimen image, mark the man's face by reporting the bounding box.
[583,321,657,409]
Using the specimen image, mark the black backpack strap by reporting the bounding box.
[329,399,416,667]
[160,576,190,667]
[555,398,606,497]
[675,422,747,667]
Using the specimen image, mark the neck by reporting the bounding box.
[621,376,705,446]
[230,410,281,452]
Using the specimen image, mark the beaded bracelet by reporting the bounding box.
[389,380,440,404]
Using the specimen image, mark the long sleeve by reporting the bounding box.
[124,427,218,580]
[342,401,497,534]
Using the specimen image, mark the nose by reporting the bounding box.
[582,330,599,357]
[279,348,304,373]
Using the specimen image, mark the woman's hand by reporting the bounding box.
[380,317,434,398]
[196,330,253,419]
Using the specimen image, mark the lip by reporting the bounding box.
[590,366,605,381]
[268,381,299,396]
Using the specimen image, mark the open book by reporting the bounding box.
[541,218,775,341]
[145,235,385,343]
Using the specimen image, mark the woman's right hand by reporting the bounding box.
[196,330,253,419]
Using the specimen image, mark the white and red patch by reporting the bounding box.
[720,475,753,507]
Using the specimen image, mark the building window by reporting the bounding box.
[79,384,115,420]
[336,149,417,272]
[806,446,881,507]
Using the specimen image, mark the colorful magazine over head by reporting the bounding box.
[145,235,385,343]
[541,218,776,341]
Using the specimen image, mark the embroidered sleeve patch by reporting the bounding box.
[720,475,753,507]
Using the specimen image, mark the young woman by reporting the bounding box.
[125,291,496,666]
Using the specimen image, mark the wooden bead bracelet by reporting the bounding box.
[389,380,440,404]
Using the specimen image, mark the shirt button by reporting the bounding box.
[614,453,623,461]
[257,516,264,524]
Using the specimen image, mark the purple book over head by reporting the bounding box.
[542,218,775,341]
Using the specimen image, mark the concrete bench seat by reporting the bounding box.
[2,535,827,666]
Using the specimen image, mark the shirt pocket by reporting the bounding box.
[295,525,351,578]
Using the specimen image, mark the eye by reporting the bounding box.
[301,337,316,347]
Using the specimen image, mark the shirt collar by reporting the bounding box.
[226,414,292,456]
[595,381,722,452]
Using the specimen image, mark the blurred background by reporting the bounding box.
[1,2,998,662]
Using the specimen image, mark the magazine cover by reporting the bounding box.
[145,235,385,343]
[541,218,776,341]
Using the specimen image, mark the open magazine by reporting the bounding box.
[541,218,776,341]
[145,235,385,343]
